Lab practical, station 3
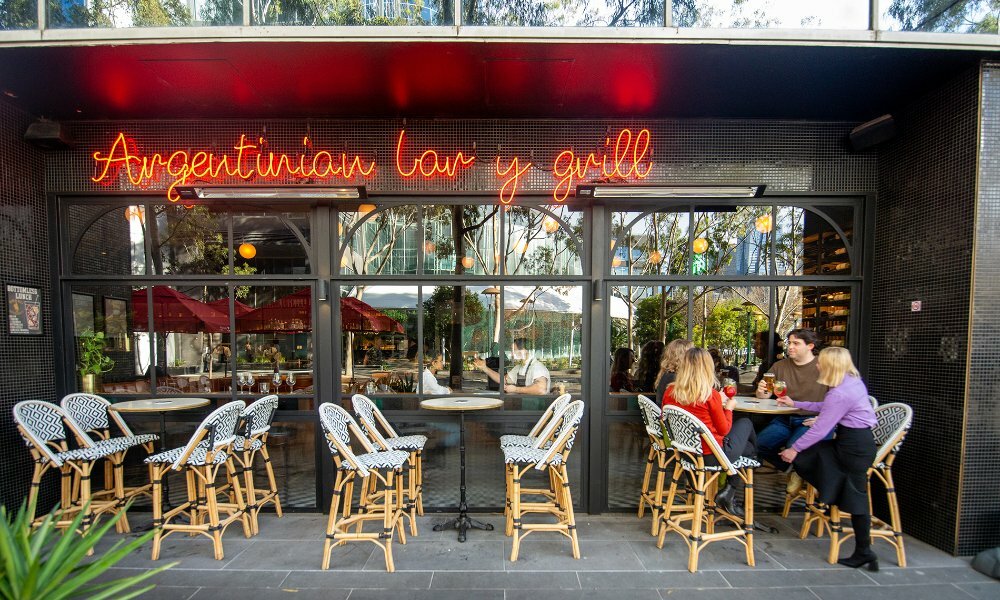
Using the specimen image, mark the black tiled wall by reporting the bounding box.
[960,62,1000,556]
[870,68,980,555]
[0,100,56,512]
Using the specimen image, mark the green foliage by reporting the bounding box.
[0,498,174,600]
[887,0,999,33]
[47,0,191,28]
[422,286,485,344]
[0,0,36,28]
[691,297,746,358]
[78,330,115,376]
[221,262,257,299]
[634,293,686,347]
[390,371,416,393]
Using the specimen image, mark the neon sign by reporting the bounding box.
[91,128,653,204]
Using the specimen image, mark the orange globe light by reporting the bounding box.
[238,242,257,259]
[649,250,663,265]
[461,256,474,269]
[424,241,436,254]
[693,238,709,254]
[612,256,623,268]
[542,215,560,234]
[357,203,376,216]
[124,206,144,223]
[755,214,773,234]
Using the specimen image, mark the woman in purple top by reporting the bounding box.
[777,347,879,571]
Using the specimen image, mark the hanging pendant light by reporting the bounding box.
[542,215,560,234]
[238,240,257,259]
[461,256,474,269]
[693,238,709,254]
[649,250,663,264]
[755,214,773,234]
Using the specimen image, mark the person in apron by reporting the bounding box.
[777,347,878,571]
[475,337,550,395]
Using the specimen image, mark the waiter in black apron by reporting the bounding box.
[475,337,550,395]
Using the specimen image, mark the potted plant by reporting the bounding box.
[78,330,114,394]
[0,498,174,599]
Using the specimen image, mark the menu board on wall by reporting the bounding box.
[7,284,42,335]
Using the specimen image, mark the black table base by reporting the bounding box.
[432,411,493,542]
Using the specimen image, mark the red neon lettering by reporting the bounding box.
[549,128,653,201]
[552,150,601,203]
[496,156,532,205]
[91,132,375,202]
[395,130,475,179]
[602,128,653,179]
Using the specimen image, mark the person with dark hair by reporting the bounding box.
[751,331,784,390]
[755,328,828,491]
[634,340,664,392]
[610,347,637,392]
[474,337,550,395]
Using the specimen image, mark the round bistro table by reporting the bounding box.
[420,396,503,542]
[732,395,802,415]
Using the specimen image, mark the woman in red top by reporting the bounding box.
[662,347,757,517]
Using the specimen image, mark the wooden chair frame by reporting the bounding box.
[226,395,283,536]
[319,403,407,572]
[636,395,676,536]
[148,401,251,561]
[798,402,911,567]
[505,400,584,562]
[656,406,757,573]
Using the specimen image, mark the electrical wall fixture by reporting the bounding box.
[318,280,329,301]
[175,185,367,201]
[576,184,765,199]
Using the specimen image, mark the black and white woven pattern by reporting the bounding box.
[637,395,664,440]
[92,435,158,453]
[500,394,572,449]
[60,393,111,432]
[233,437,264,452]
[873,402,913,461]
[550,400,584,453]
[160,401,243,470]
[13,401,67,444]
[242,395,279,437]
[352,394,392,449]
[55,444,118,463]
[679,456,761,472]
[661,406,704,455]
[502,445,564,466]
[385,435,427,451]
[146,445,229,466]
[352,450,409,471]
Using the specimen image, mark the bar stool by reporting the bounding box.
[636,394,674,536]
[230,395,283,535]
[798,402,913,567]
[352,394,427,527]
[656,405,760,573]
[318,403,409,572]
[60,393,159,531]
[503,400,585,562]
[145,400,251,561]
[12,401,124,534]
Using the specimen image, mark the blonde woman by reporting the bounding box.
[777,347,878,571]
[654,339,694,405]
[662,347,757,517]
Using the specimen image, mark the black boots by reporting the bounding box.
[838,548,879,571]
[714,480,744,519]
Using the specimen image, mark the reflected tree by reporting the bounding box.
[47,0,191,27]
[0,0,36,28]
[886,0,999,32]
[201,0,451,25]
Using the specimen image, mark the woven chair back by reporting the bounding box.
[661,405,738,475]
[872,402,913,465]
[243,395,280,437]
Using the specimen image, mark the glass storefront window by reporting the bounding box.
[880,0,997,33]
[233,211,312,275]
[464,0,663,26]
[674,1,869,29]
[612,209,690,275]
[70,284,147,395]
[47,0,242,28]
[340,205,419,275]
[505,205,583,276]
[779,284,854,350]
[153,205,229,275]
[70,204,148,276]
[691,206,772,276]
[1,1,37,29]
[252,0,453,25]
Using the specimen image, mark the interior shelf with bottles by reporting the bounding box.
[800,288,850,347]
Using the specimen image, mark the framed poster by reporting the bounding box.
[7,284,42,335]
[72,293,95,336]
[104,297,128,338]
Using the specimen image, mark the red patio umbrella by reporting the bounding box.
[236,289,403,334]
[205,298,254,317]
[132,286,231,333]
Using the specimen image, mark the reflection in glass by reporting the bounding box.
[691,206,771,276]
[152,205,228,275]
[880,0,996,33]
[612,210,690,275]
[45,0,238,28]
[780,285,852,350]
[70,205,147,276]
[232,212,311,275]
[801,207,852,276]
[674,1,868,29]
[691,286,770,382]
[505,206,582,276]
[252,0,452,25]
[339,285,417,396]
[465,0,663,26]
[423,205,501,276]
[340,205,419,275]
[1,2,36,29]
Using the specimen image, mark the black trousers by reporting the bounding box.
[793,425,875,516]
[705,417,758,467]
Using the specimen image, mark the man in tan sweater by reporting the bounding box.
[755,329,828,481]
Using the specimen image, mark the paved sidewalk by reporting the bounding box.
[95,512,998,599]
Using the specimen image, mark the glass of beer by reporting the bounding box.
[763,372,776,393]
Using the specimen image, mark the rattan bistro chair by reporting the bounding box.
[231,395,283,535]
[319,403,409,572]
[352,394,427,526]
[656,405,760,573]
[60,393,159,530]
[636,394,675,536]
[144,400,251,561]
[503,400,585,562]
[798,402,913,567]
[12,401,124,534]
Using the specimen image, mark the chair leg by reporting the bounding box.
[743,469,755,567]
[883,468,906,567]
[638,445,655,518]
[415,450,424,516]
[260,445,283,518]
[241,452,259,535]
[656,461,683,549]
[504,464,514,536]
[560,465,580,559]
[151,465,165,561]
[322,471,345,570]
[406,452,418,536]
[112,458,130,533]
[382,471,395,573]
[510,465,525,562]
[827,505,843,564]
[650,451,667,536]
[204,466,225,561]
[687,469,706,573]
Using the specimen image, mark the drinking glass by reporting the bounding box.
[259,381,270,394]
[272,373,282,394]
[238,373,248,394]
[244,374,254,394]
[763,372,775,394]
[773,380,787,398]
[722,378,738,400]
[286,372,296,393]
